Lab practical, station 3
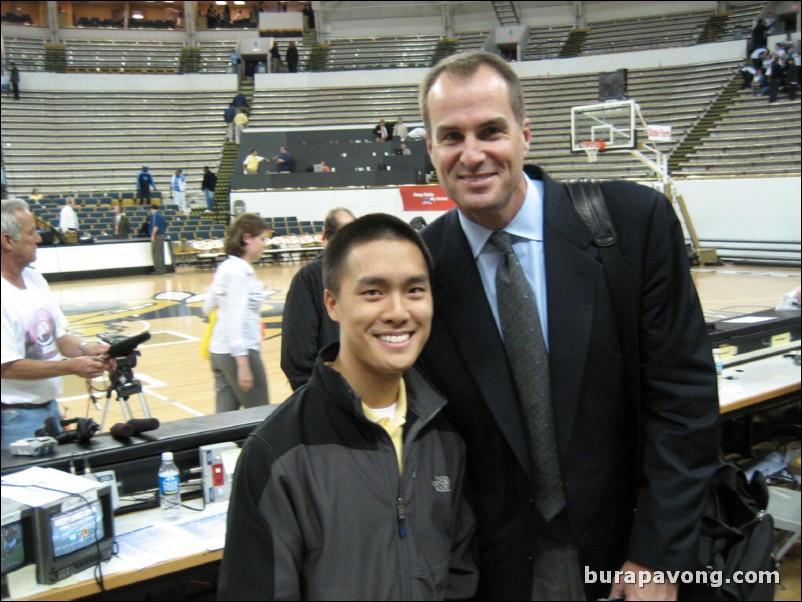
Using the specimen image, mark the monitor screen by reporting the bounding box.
[1,519,26,575]
[50,501,104,558]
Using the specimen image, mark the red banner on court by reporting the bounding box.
[399,186,456,212]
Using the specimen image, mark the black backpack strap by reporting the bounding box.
[564,178,642,483]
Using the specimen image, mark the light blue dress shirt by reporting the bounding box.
[457,174,549,347]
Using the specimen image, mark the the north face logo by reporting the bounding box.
[431,476,451,492]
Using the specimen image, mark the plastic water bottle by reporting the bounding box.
[158,451,181,521]
[713,349,724,377]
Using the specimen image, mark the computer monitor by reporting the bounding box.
[2,499,35,597]
[312,163,325,173]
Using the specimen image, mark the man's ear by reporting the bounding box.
[324,289,339,323]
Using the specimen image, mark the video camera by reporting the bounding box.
[98,331,151,400]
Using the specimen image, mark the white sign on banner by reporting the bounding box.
[647,124,672,142]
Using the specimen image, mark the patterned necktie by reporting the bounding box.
[489,230,565,521]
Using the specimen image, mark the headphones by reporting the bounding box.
[36,417,100,445]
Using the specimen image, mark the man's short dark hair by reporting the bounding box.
[323,213,433,295]
[150,204,159,210]
[419,50,526,133]
[225,212,267,257]
[323,207,355,241]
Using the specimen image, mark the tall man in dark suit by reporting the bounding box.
[417,51,719,601]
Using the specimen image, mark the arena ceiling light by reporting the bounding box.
[131,10,145,19]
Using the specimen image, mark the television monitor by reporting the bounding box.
[30,484,115,584]
[1,499,35,598]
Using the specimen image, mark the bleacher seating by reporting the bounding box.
[675,91,801,178]
[721,1,768,41]
[3,36,48,72]
[1,90,231,199]
[199,40,239,73]
[578,10,713,55]
[64,39,183,72]
[322,35,442,70]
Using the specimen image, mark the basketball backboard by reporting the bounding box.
[570,99,636,152]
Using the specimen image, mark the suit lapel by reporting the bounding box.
[431,211,533,481]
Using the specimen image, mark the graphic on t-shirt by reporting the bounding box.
[25,308,59,361]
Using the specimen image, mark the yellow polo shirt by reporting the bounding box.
[362,378,408,473]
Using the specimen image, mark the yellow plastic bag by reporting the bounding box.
[200,309,217,360]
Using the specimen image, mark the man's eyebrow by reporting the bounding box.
[434,117,510,136]
[355,273,429,287]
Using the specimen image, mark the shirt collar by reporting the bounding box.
[457,173,545,259]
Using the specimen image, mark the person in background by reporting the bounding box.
[224,102,237,143]
[416,50,718,601]
[203,213,270,413]
[219,213,477,600]
[1,199,108,450]
[270,42,282,73]
[59,197,79,232]
[276,146,294,173]
[234,108,249,145]
[149,204,168,275]
[286,41,299,73]
[202,166,218,212]
[393,116,408,140]
[243,149,268,175]
[280,207,355,390]
[9,61,20,101]
[137,166,157,205]
[171,169,187,213]
[29,188,43,203]
[112,204,131,239]
[373,119,391,142]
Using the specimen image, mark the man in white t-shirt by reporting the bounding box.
[1,199,108,450]
[59,197,79,232]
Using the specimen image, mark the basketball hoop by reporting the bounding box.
[580,140,606,163]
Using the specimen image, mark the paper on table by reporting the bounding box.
[1,467,104,507]
[722,316,777,324]
[114,523,208,570]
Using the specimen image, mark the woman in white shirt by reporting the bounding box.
[204,213,270,412]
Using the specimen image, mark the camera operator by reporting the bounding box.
[1,199,108,450]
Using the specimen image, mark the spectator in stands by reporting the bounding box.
[59,197,79,233]
[276,146,295,173]
[149,204,168,275]
[206,4,220,28]
[393,116,408,140]
[740,65,757,90]
[786,57,798,101]
[751,19,767,53]
[286,41,299,73]
[137,166,157,205]
[767,55,783,103]
[234,108,249,145]
[223,4,231,26]
[233,8,245,24]
[243,149,269,175]
[232,92,249,111]
[750,46,767,71]
[203,213,270,413]
[302,3,315,32]
[29,188,43,203]
[202,166,218,212]
[281,207,355,390]
[270,42,282,73]
[171,168,188,213]
[137,214,150,238]
[112,205,131,239]
[0,70,9,96]
[373,119,391,142]
[1,199,109,450]
[9,61,20,101]
[224,102,237,142]
[229,48,240,76]
[752,68,768,96]
[318,160,332,172]
[400,142,412,155]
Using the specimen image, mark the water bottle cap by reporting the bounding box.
[162,451,174,462]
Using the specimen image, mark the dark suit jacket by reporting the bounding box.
[418,167,719,600]
[114,213,131,239]
[372,123,392,142]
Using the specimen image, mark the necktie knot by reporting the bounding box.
[489,230,514,255]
